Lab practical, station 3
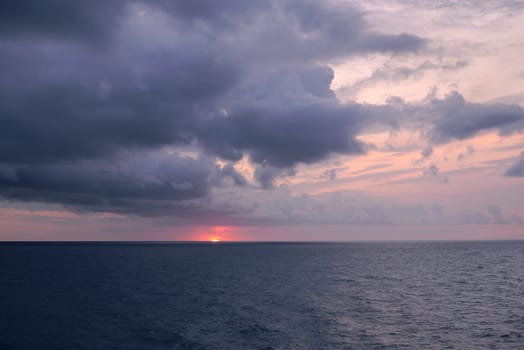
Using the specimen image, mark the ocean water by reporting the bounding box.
[1,241,523,349]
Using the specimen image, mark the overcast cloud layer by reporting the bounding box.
[1,0,523,237]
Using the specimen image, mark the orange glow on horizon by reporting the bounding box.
[191,225,243,242]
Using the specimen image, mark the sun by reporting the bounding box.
[210,237,221,243]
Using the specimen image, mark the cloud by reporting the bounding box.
[0,0,426,215]
[504,152,524,177]
[457,145,475,161]
[425,92,524,143]
[202,188,521,226]
[0,1,423,166]
[414,145,433,164]
[0,0,126,44]
[487,205,511,224]
[0,0,522,220]
[216,163,248,187]
[0,152,246,214]
[422,164,448,183]
[512,214,524,224]
[195,95,373,167]
[423,164,439,176]
[421,146,434,159]
[254,166,280,190]
[324,169,337,181]
[457,211,490,225]
[254,165,296,189]
[345,59,469,93]
[0,39,238,163]
[0,0,267,44]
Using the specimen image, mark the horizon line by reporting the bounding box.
[1,239,524,244]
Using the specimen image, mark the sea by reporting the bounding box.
[1,241,523,349]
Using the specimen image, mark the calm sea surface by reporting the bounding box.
[1,241,523,349]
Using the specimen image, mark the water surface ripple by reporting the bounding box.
[1,241,523,349]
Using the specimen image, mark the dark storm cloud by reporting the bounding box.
[196,101,369,167]
[0,42,237,162]
[0,0,125,44]
[0,0,263,43]
[0,0,423,212]
[0,153,246,213]
[504,152,524,177]
[1,0,519,217]
[192,63,401,167]
[0,1,422,166]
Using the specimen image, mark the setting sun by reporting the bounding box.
[193,226,239,242]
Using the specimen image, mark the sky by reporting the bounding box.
[1,0,523,241]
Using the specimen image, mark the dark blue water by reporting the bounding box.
[1,241,523,349]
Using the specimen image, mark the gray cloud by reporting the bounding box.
[0,1,423,166]
[425,92,524,143]
[457,211,490,225]
[512,214,524,224]
[0,152,246,214]
[457,145,475,161]
[196,98,371,167]
[422,164,449,183]
[0,39,238,163]
[421,146,434,159]
[254,166,281,190]
[423,164,440,176]
[504,152,524,177]
[254,166,296,189]
[0,0,265,44]
[414,145,433,164]
[0,0,522,220]
[487,205,511,224]
[345,59,468,94]
[201,188,521,226]
[0,0,125,44]
[324,169,337,181]
[0,0,421,214]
